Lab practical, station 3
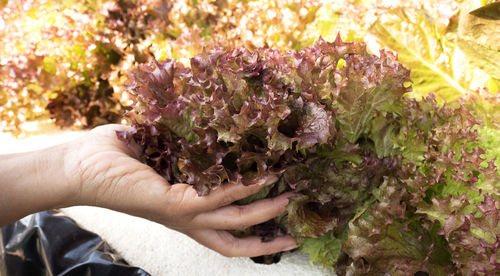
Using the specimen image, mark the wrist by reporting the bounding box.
[0,143,77,225]
[35,142,82,208]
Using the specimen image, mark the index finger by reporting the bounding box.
[177,174,278,213]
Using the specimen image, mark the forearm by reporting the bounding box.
[0,143,77,226]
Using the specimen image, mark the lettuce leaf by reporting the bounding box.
[301,228,347,271]
[369,7,470,102]
[458,2,500,79]
[344,208,455,275]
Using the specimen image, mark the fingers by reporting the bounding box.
[186,229,297,258]
[190,192,295,230]
[185,174,278,212]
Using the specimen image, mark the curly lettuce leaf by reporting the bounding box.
[394,96,500,274]
[335,48,410,143]
[343,178,455,275]
[418,195,500,274]
[284,154,398,240]
[478,126,500,170]
[344,209,455,275]
[301,228,347,271]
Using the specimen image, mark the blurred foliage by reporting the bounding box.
[105,0,323,96]
[0,0,124,135]
[458,1,500,79]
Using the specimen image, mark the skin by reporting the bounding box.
[0,124,297,257]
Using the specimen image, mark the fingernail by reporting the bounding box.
[284,244,298,251]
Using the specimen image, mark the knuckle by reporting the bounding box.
[233,205,247,216]
[226,241,242,257]
[232,207,251,230]
[219,206,251,230]
[216,232,239,257]
[220,192,237,206]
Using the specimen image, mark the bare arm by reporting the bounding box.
[0,142,77,225]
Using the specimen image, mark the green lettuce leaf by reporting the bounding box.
[301,228,347,271]
[458,2,500,79]
[369,7,471,102]
[344,209,455,275]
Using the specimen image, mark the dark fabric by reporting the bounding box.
[0,210,150,276]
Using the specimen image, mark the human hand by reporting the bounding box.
[64,124,297,257]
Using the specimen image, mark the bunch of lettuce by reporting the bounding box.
[118,36,499,275]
